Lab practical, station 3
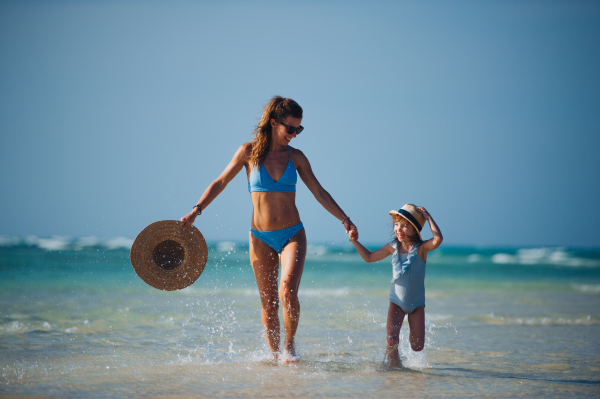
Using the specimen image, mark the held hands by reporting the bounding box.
[344,219,358,241]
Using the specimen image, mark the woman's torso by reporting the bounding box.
[246,145,301,231]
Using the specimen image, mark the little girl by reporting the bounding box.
[351,204,443,367]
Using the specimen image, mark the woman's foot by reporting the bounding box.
[280,344,300,363]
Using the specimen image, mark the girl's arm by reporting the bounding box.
[181,144,248,230]
[294,148,357,240]
[351,240,394,263]
[417,207,443,255]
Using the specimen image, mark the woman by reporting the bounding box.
[181,96,357,361]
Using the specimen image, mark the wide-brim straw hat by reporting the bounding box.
[389,204,426,240]
[130,220,208,291]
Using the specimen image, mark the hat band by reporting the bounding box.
[397,209,422,231]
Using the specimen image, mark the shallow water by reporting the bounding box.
[1,238,599,397]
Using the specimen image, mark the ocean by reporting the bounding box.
[1,236,599,398]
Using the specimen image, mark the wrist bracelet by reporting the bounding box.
[341,216,350,224]
[193,204,202,216]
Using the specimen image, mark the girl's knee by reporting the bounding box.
[410,342,424,352]
[386,334,400,347]
[410,336,424,352]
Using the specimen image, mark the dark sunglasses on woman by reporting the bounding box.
[276,119,304,135]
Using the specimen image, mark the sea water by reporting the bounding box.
[1,236,599,398]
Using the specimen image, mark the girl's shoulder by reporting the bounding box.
[385,242,396,254]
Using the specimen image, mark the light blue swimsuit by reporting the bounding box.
[389,242,426,313]
[248,147,303,253]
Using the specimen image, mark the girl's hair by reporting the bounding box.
[390,215,421,246]
[250,96,303,169]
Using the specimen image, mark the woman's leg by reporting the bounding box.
[279,228,307,357]
[386,302,406,367]
[249,232,281,357]
[407,306,425,352]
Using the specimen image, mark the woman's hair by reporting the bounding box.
[250,96,303,168]
[390,215,421,246]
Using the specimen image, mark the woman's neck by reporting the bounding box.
[269,143,288,153]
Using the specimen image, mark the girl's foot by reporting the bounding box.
[384,347,402,368]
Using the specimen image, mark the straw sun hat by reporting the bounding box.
[389,204,426,240]
[130,220,208,291]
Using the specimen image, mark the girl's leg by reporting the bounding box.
[407,306,425,352]
[386,302,406,367]
[249,232,281,358]
[279,228,307,358]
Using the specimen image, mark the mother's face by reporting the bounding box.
[271,116,303,146]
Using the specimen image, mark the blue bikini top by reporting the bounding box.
[248,147,297,193]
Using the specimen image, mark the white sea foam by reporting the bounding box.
[572,284,600,294]
[37,236,71,251]
[300,288,350,297]
[0,236,20,246]
[104,237,134,250]
[491,253,516,264]
[307,245,328,255]
[76,236,100,247]
[467,254,481,263]
[491,247,600,267]
[217,241,237,252]
[481,313,596,326]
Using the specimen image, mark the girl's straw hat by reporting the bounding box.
[130,220,208,291]
[389,204,426,240]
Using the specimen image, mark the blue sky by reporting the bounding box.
[1,1,599,247]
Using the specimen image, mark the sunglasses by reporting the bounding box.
[276,119,304,135]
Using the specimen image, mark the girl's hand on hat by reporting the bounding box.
[416,207,431,221]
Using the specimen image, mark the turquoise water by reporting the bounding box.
[1,236,600,398]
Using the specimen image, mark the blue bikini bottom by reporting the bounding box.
[250,222,304,254]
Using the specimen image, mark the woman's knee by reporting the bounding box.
[260,296,279,315]
[279,287,299,307]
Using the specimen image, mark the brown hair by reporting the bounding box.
[250,96,303,169]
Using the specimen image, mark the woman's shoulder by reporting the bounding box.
[241,142,253,151]
[289,146,308,163]
[228,143,252,166]
[236,142,253,157]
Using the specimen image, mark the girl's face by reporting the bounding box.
[394,217,416,243]
[272,116,302,147]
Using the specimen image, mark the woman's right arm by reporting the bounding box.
[181,144,249,230]
[351,241,394,263]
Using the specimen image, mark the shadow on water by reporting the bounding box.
[430,365,600,386]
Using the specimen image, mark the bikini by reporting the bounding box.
[248,147,303,253]
[388,242,426,314]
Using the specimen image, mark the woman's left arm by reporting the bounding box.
[294,149,358,240]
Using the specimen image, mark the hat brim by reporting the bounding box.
[130,220,208,291]
[389,210,422,240]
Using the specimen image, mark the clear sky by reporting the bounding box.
[1,1,599,248]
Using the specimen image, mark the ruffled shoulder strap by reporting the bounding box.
[391,242,421,282]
